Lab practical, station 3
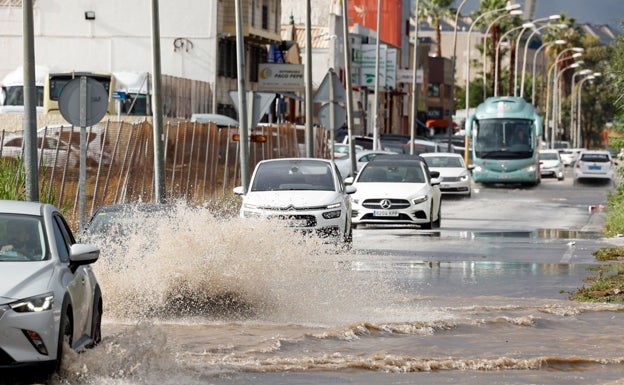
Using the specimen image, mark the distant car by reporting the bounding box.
[573,150,615,184]
[38,124,113,167]
[332,143,363,159]
[334,149,397,179]
[347,155,442,229]
[559,148,584,167]
[421,152,473,197]
[408,139,442,154]
[83,203,176,241]
[233,158,356,243]
[341,135,379,150]
[539,149,565,181]
[1,133,80,168]
[0,200,102,379]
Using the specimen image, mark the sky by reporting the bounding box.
[452,0,623,29]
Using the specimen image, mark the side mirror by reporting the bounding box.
[345,185,357,194]
[233,186,245,195]
[344,176,355,185]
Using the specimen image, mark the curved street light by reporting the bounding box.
[546,47,584,147]
[450,0,470,161]
[494,22,534,96]
[513,23,537,96]
[518,18,565,98]
[552,60,582,146]
[465,3,522,118]
[531,39,566,105]
[570,69,592,147]
[482,9,523,100]
[576,72,601,147]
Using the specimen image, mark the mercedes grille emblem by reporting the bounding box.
[380,199,392,209]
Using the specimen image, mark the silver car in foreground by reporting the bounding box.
[0,200,102,380]
[234,158,356,244]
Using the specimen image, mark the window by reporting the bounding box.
[262,3,269,29]
[218,39,237,78]
[52,213,75,263]
[428,83,440,97]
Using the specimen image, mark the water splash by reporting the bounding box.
[86,202,393,324]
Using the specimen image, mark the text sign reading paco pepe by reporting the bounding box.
[257,64,304,92]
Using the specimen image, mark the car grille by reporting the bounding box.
[440,186,469,192]
[362,199,411,210]
[441,176,461,182]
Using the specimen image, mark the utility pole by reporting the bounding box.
[22,0,38,201]
[150,0,166,203]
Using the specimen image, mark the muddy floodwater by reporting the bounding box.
[32,181,624,385]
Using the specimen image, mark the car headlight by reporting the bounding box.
[460,172,470,181]
[412,195,429,205]
[325,202,341,210]
[10,293,54,313]
[525,164,537,172]
[473,165,483,172]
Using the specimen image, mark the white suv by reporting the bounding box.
[234,158,356,243]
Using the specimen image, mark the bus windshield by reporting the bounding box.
[474,118,534,160]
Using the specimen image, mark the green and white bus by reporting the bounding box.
[465,97,543,186]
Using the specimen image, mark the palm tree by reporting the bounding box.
[417,0,455,57]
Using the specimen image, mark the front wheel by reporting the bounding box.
[55,306,72,373]
[432,204,441,228]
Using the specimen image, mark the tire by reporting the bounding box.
[433,204,441,228]
[420,206,434,230]
[88,286,103,347]
[55,301,72,373]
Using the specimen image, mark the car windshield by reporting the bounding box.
[85,204,175,238]
[580,153,610,163]
[358,164,425,183]
[540,152,559,161]
[251,160,335,192]
[424,156,463,168]
[0,215,46,261]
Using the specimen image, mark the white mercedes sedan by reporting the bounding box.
[347,155,442,229]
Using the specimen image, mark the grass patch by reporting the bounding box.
[572,166,624,303]
[570,264,624,303]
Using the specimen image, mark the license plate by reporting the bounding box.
[286,218,308,227]
[441,183,451,189]
[588,165,601,170]
[373,209,399,217]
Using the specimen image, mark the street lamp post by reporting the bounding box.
[518,17,564,98]
[570,69,592,147]
[409,0,421,155]
[547,47,583,147]
[576,73,601,147]
[494,22,534,96]
[482,10,523,100]
[531,39,566,106]
[465,4,521,123]
[512,23,536,96]
[520,15,568,97]
[450,0,469,159]
[553,60,582,145]
[544,47,583,148]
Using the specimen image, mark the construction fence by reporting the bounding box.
[0,120,331,224]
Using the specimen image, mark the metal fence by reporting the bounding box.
[0,120,330,224]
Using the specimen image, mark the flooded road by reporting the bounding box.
[44,174,624,385]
